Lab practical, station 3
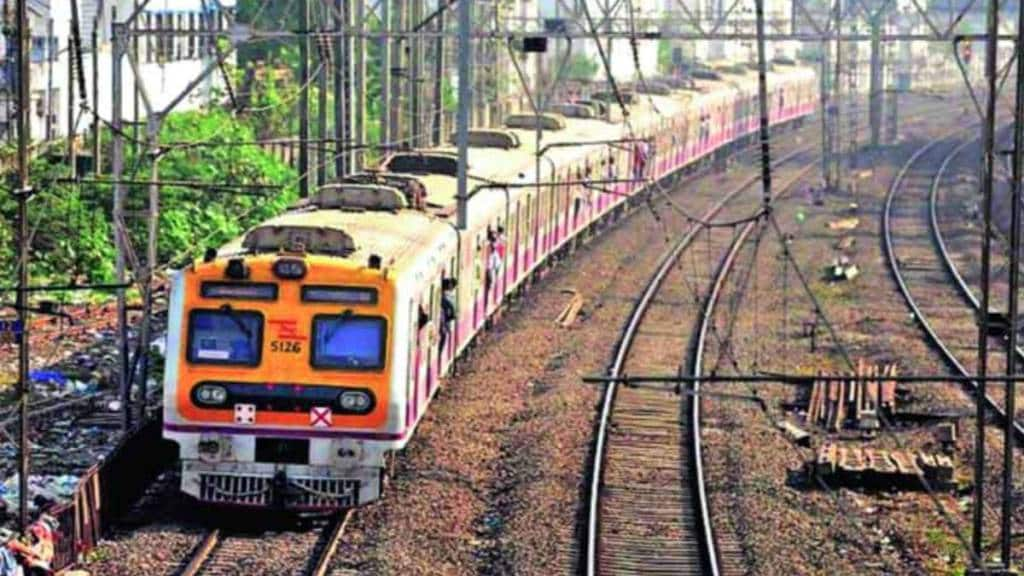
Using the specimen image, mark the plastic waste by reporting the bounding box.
[27,371,66,387]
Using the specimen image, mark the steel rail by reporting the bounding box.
[178,529,220,576]
[176,509,352,576]
[883,130,1024,443]
[929,134,1024,440]
[310,510,355,576]
[585,98,953,574]
[585,141,817,576]
[690,157,820,574]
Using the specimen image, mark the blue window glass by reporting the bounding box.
[312,316,386,370]
[187,309,263,366]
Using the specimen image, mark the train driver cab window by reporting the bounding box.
[312,314,387,370]
[187,309,263,365]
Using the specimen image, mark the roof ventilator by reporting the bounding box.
[448,129,521,150]
[549,103,597,119]
[340,172,427,209]
[382,151,459,176]
[590,91,634,105]
[242,225,356,257]
[635,81,672,95]
[504,112,567,131]
[314,183,408,212]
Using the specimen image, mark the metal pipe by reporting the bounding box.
[455,0,470,229]
[299,0,310,197]
[973,0,1000,562]
[14,0,30,533]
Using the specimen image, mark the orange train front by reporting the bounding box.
[163,63,818,509]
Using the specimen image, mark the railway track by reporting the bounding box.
[883,128,1024,442]
[177,510,352,576]
[584,140,821,574]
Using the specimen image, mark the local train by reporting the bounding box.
[162,61,818,509]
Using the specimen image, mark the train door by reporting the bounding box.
[413,293,430,424]
[472,233,484,331]
[530,193,540,270]
[511,202,521,284]
[440,257,457,373]
[405,299,416,428]
[426,280,439,396]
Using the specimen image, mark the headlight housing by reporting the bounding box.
[192,383,229,407]
[337,389,374,414]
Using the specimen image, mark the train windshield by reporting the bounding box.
[312,315,387,370]
[187,309,263,366]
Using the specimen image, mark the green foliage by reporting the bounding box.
[0,107,297,287]
[143,108,298,266]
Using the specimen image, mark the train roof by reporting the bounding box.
[215,63,816,277]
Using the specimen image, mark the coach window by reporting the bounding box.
[312,314,387,370]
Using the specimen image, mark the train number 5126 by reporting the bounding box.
[271,341,302,354]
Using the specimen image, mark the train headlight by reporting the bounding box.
[337,390,374,414]
[193,383,229,407]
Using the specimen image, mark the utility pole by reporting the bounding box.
[91,16,100,175]
[819,29,831,188]
[14,0,31,534]
[136,112,161,425]
[45,18,53,141]
[380,0,391,149]
[410,0,423,148]
[972,0,999,564]
[111,8,131,432]
[1001,0,1024,565]
[334,0,346,178]
[846,26,857,171]
[831,0,843,192]
[868,17,883,147]
[353,0,365,170]
[455,0,471,229]
[754,0,771,208]
[388,1,404,146]
[299,0,310,197]
[431,0,445,146]
[67,18,76,178]
[132,0,139,160]
[317,1,328,187]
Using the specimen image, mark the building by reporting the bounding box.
[0,0,234,142]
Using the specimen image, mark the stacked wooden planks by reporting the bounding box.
[806,360,899,431]
[813,443,955,490]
